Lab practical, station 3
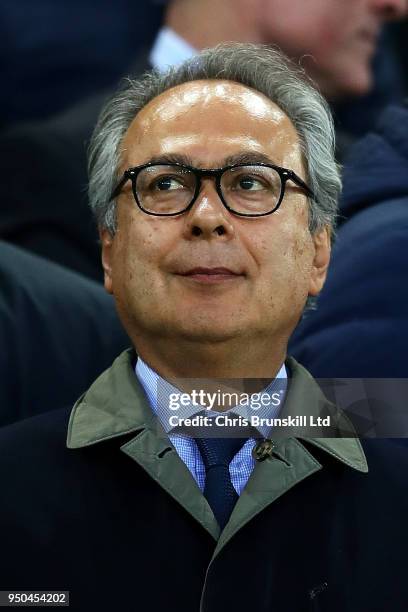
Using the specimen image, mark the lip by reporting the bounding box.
[177,267,244,284]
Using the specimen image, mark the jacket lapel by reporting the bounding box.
[67,348,220,539]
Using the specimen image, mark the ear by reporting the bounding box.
[99,228,114,294]
[308,226,331,296]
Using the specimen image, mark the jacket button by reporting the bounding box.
[252,439,275,461]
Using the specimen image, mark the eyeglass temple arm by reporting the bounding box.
[285,170,317,202]
[110,171,131,201]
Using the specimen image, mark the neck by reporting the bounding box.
[132,332,287,380]
[165,0,262,50]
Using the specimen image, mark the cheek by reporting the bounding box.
[263,1,340,51]
[254,221,313,299]
[116,215,167,270]
[315,5,363,58]
[110,223,150,295]
[113,215,184,311]
[292,235,315,289]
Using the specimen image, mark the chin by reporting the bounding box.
[174,320,245,344]
[178,328,240,343]
[334,65,373,98]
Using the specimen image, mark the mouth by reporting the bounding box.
[177,267,244,284]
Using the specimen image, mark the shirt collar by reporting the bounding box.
[66,348,367,474]
[149,26,197,71]
[135,356,287,438]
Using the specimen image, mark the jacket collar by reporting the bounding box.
[66,348,367,473]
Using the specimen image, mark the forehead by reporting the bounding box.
[120,80,302,168]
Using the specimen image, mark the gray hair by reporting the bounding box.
[88,42,341,239]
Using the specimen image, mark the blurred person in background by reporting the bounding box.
[289,102,408,379]
[165,0,407,99]
[0,240,128,428]
[0,0,164,127]
[333,26,408,142]
[1,0,406,281]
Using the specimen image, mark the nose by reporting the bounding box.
[182,179,235,240]
[371,0,407,19]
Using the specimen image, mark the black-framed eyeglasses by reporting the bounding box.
[110,162,316,218]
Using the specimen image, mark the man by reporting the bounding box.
[1,44,407,611]
[1,0,406,280]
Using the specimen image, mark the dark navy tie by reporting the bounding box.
[195,436,247,529]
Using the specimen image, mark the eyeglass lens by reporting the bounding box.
[135,165,282,215]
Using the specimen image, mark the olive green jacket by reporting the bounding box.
[67,348,367,557]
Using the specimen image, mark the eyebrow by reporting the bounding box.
[138,151,280,168]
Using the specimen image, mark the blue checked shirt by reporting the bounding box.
[135,358,287,495]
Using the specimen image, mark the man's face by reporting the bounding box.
[101,81,330,348]
[256,0,407,98]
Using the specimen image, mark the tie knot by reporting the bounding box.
[195,436,247,468]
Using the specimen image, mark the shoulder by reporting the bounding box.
[0,406,115,521]
[349,439,408,519]
[0,406,72,457]
[360,438,408,472]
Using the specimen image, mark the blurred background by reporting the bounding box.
[0,0,406,130]
[0,0,164,127]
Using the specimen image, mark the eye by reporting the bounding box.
[236,176,266,191]
[153,176,185,191]
[225,167,281,196]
